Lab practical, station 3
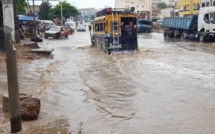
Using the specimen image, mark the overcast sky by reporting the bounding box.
[34,0,115,9]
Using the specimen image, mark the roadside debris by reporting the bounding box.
[2,94,41,120]
[20,97,41,120]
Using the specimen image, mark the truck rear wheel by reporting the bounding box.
[164,33,167,39]
[181,33,185,40]
[199,35,206,42]
[174,30,181,38]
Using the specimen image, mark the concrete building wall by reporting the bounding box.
[115,0,151,14]
[79,8,96,16]
[26,5,40,14]
[160,8,173,19]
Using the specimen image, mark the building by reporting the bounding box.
[151,0,162,20]
[26,5,40,14]
[162,0,178,6]
[78,8,96,21]
[178,0,200,17]
[200,0,215,7]
[78,8,96,17]
[115,0,151,15]
[162,0,171,5]
[171,0,178,7]
[160,8,173,19]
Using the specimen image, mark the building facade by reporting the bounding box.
[178,0,200,17]
[115,0,151,15]
[26,5,40,14]
[160,8,173,19]
[162,0,178,6]
[200,0,215,7]
[151,0,162,20]
[78,8,96,21]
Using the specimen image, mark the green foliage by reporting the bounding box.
[157,2,167,9]
[38,2,52,20]
[0,0,27,14]
[17,0,28,14]
[48,0,80,20]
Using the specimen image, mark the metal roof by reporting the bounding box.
[19,15,38,21]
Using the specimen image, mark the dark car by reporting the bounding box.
[44,26,69,39]
[137,19,153,33]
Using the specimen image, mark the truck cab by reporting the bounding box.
[137,19,153,33]
[198,7,215,41]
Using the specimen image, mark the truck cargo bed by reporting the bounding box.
[163,15,198,31]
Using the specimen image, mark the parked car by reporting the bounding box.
[44,26,69,39]
[137,19,153,33]
[77,25,86,32]
[65,21,76,30]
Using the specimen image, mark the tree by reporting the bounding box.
[38,2,52,20]
[0,0,27,14]
[17,0,28,14]
[157,2,167,9]
[48,1,80,20]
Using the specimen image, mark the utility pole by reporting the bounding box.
[2,0,22,133]
[61,0,63,25]
[33,0,37,43]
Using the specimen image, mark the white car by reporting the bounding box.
[77,25,86,32]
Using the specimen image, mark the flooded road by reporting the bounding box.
[1,31,215,134]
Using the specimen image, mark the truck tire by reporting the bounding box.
[181,33,185,40]
[164,32,168,40]
[174,30,180,38]
[199,34,206,42]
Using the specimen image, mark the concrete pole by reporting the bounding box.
[33,0,37,43]
[2,0,22,133]
[149,0,152,20]
[61,0,63,25]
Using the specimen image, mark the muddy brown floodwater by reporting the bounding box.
[1,29,215,134]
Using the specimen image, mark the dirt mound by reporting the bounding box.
[0,44,51,63]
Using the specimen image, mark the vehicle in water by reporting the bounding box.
[163,4,215,42]
[44,26,69,39]
[89,7,138,54]
[65,21,76,30]
[77,25,86,32]
[137,19,153,33]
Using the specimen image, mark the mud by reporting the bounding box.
[0,30,215,134]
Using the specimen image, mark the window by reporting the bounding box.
[187,4,189,11]
[98,23,100,32]
[137,5,139,8]
[202,2,205,7]
[206,2,210,7]
[194,3,197,10]
[213,1,215,6]
[95,23,98,32]
[142,5,144,8]
[204,14,210,24]
[183,5,186,11]
[210,13,215,24]
[111,21,118,32]
[99,23,105,32]
[197,3,200,10]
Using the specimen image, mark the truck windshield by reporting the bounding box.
[210,13,215,24]
[139,20,152,25]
